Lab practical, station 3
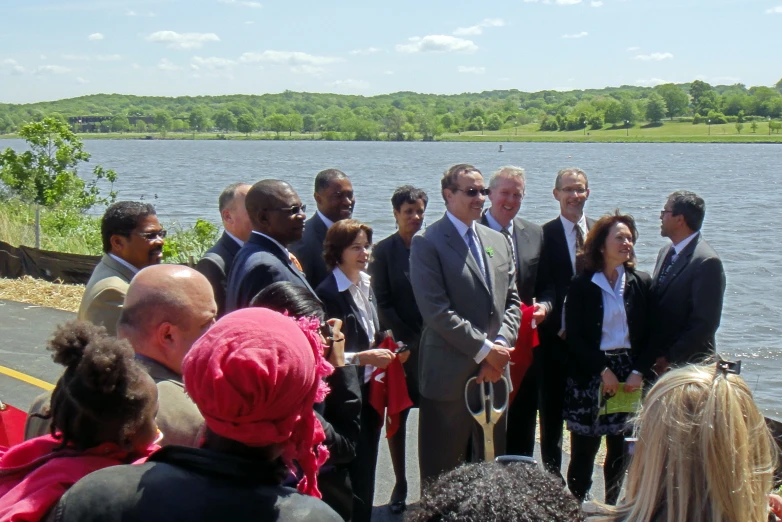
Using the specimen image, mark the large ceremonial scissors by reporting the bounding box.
[464,375,509,461]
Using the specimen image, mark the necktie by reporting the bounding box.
[657,248,676,284]
[501,227,516,265]
[289,252,304,272]
[466,228,488,284]
[574,225,585,275]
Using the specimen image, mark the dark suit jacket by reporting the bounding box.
[225,233,317,313]
[648,233,726,365]
[565,268,653,383]
[195,232,242,318]
[536,216,596,342]
[315,271,380,355]
[480,212,549,306]
[291,213,330,290]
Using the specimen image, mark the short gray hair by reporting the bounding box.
[489,166,527,197]
[555,167,588,190]
[218,182,250,212]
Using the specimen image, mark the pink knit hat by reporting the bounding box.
[182,308,333,497]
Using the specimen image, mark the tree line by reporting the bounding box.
[1,78,781,139]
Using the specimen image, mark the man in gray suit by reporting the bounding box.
[650,190,726,371]
[411,164,521,485]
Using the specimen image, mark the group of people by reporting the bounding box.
[1,162,778,522]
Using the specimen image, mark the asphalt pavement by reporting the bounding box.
[0,298,603,521]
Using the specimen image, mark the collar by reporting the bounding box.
[672,231,699,254]
[591,265,626,294]
[333,266,371,293]
[134,353,182,383]
[559,214,587,234]
[484,209,513,234]
[225,230,244,247]
[446,210,476,239]
[252,231,290,258]
[317,210,334,229]
[108,253,140,275]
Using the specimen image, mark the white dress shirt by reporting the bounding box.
[334,266,376,383]
[669,231,699,263]
[559,214,588,273]
[108,254,139,275]
[317,210,334,229]
[484,210,516,262]
[591,265,631,351]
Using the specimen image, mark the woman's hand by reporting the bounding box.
[769,493,782,520]
[624,372,643,393]
[359,349,395,369]
[326,318,345,367]
[396,342,411,364]
[601,368,619,396]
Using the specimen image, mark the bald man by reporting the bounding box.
[24,265,217,447]
[225,179,316,312]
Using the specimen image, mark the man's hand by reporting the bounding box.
[396,342,411,364]
[653,356,671,377]
[532,302,548,324]
[476,361,503,384]
[358,349,395,369]
[484,344,512,372]
[326,318,345,367]
[624,372,643,393]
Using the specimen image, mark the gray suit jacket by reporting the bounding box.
[648,233,726,365]
[410,213,522,401]
[77,254,136,336]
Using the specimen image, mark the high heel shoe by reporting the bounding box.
[389,481,408,514]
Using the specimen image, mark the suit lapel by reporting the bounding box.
[652,245,671,282]
[101,254,136,282]
[341,287,371,346]
[551,218,573,277]
[656,235,699,295]
[475,226,495,293]
[443,217,490,295]
[512,218,529,283]
[252,234,320,298]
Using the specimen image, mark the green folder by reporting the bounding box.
[598,383,642,415]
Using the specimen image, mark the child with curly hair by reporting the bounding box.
[0,321,160,522]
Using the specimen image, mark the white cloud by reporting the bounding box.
[62,54,90,61]
[383,70,394,75]
[396,35,477,54]
[290,65,324,75]
[453,18,505,36]
[96,54,122,62]
[626,46,640,51]
[634,52,673,61]
[131,63,142,69]
[157,58,181,71]
[191,56,236,69]
[562,31,588,39]
[350,47,381,55]
[523,0,539,2]
[239,50,341,65]
[635,78,668,87]
[218,0,262,7]
[39,54,46,60]
[555,0,582,4]
[76,76,89,84]
[62,54,122,62]
[145,31,220,50]
[591,1,603,6]
[244,21,255,25]
[331,79,370,90]
[35,65,71,74]
[125,9,136,16]
[457,65,485,74]
[765,6,782,13]
[88,33,104,41]
[1,58,26,74]
[2,58,18,65]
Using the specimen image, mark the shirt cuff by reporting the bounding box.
[344,352,359,365]
[474,340,493,364]
[495,336,508,347]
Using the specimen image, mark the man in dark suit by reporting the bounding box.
[535,167,595,478]
[481,166,552,458]
[410,164,521,485]
[225,180,315,312]
[291,169,355,289]
[650,190,725,370]
[195,183,252,317]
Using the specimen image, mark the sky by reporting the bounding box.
[1,0,780,104]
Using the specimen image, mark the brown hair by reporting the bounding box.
[323,219,373,269]
[583,211,638,272]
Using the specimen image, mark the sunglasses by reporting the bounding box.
[454,187,489,198]
[134,229,167,241]
[266,204,307,216]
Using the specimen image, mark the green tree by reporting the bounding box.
[619,98,639,124]
[776,78,782,94]
[302,114,316,133]
[0,117,117,210]
[213,110,237,132]
[645,94,667,123]
[486,113,503,131]
[284,113,303,136]
[603,99,622,125]
[689,80,713,108]
[735,122,744,134]
[236,113,257,136]
[695,91,720,116]
[654,84,690,120]
[440,113,454,132]
[135,120,147,133]
[110,114,130,133]
[415,112,440,141]
[154,110,173,134]
[469,116,485,133]
[385,109,407,141]
[751,121,758,133]
[265,113,287,137]
[188,108,210,132]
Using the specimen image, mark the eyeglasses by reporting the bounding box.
[266,204,307,216]
[134,229,167,241]
[660,210,674,218]
[454,187,489,198]
[557,188,588,195]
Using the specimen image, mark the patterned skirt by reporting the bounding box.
[563,350,634,437]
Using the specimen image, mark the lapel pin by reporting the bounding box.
[485,246,494,258]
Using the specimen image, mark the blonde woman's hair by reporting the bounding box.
[590,363,776,522]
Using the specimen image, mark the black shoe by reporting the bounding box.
[389,501,406,515]
[389,481,407,514]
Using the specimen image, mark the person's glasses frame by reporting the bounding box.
[134,229,167,241]
[454,187,489,198]
[557,187,588,195]
[266,204,307,216]
[659,209,674,219]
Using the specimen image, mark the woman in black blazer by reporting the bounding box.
[367,185,427,514]
[315,219,401,522]
[563,211,652,505]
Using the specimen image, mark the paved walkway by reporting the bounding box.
[0,298,603,521]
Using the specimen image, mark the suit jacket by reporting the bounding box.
[536,216,596,342]
[225,233,317,313]
[409,213,522,402]
[565,268,653,383]
[291,213,330,290]
[77,254,135,336]
[648,233,726,365]
[315,272,380,356]
[195,232,242,318]
[367,232,422,345]
[480,212,549,306]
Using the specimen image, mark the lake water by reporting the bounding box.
[2,139,782,415]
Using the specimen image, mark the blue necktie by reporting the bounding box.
[466,228,488,283]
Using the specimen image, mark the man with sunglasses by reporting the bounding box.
[410,164,521,485]
[78,201,166,336]
[225,179,318,312]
